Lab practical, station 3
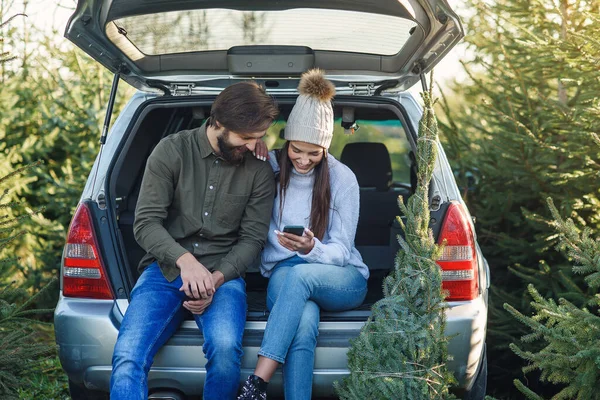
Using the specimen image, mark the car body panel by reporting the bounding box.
[80,92,154,203]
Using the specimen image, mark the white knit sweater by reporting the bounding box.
[260,151,369,280]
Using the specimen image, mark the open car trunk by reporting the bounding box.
[109,94,446,322]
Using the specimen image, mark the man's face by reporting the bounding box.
[217,127,266,165]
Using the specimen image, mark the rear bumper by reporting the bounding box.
[445,292,488,390]
[55,291,487,396]
[54,295,118,391]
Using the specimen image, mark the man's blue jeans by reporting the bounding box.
[259,256,367,400]
[110,262,247,400]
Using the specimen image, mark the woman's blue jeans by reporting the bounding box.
[110,262,247,400]
[259,256,367,400]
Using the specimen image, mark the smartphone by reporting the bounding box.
[283,225,305,236]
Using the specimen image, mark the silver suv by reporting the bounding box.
[55,1,489,399]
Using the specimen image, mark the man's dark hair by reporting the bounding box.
[207,82,278,133]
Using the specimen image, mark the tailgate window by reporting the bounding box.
[110,9,417,57]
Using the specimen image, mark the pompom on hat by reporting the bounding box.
[284,69,336,149]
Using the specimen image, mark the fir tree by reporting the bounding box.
[438,2,600,395]
[0,10,67,398]
[0,12,25,65]
[506,196,600,400]
[0,161,43,275]
[0,163,57,399]
[335,82,456,399]
[1,0,134,298]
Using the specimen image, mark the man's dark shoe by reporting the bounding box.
[237,374,268,400]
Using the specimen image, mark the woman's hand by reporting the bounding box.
[275,228,315,254]
[253,138,269,161]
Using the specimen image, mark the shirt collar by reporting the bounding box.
[197,123,215,159]
[197,122,249,165]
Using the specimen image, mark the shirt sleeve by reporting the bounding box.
[298,178,360,266]
[133,140,189,269]
[215,163,276,281]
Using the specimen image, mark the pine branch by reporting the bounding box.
[513,380,545,400]
[0,161,42,186]
[0,14,28,29]
[507,199,600,397]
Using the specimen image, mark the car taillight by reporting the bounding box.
[437,202,479,301]
[62,203,114,299]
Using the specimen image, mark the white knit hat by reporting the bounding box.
[285,69,336,149]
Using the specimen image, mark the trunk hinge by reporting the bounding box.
[170,83,196,96]
[349,82,375,96]
[91,68,122,207]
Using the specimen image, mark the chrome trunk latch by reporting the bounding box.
[170,83,196,96]
[97,191,107,210]
[349,83,375,96]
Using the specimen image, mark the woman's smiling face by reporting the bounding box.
[287,141,325,174]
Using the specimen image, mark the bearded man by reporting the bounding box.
[110,82,278,400]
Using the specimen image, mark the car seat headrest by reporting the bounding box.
[340,142,392,191]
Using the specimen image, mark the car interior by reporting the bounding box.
[110,96,421,321]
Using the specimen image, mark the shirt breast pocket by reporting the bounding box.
[216,193,249,229]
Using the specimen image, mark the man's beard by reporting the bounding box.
[217,129,247,166]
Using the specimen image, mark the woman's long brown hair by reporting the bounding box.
[278,141,331,240]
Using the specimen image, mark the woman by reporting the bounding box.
[238,69,369,400]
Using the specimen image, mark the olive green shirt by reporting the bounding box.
[133,124,275,282]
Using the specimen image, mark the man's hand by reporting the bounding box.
[212,270,225,290]
[176,253,215,299]
[183,296,213,315]
[181,271,225,315]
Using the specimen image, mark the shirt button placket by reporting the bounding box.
[204,158,219,227]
